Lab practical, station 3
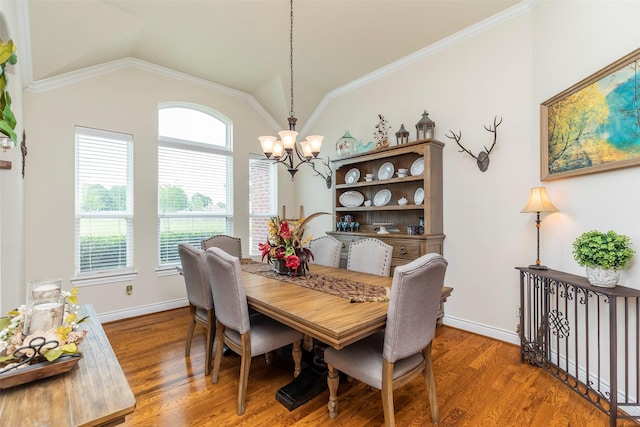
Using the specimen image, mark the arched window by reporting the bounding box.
[157,104,233,266]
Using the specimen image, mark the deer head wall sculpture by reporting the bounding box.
[446,116,503,172]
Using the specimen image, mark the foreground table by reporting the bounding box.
[0,304,136,426]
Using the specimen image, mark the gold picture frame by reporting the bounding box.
[541,48,640,181]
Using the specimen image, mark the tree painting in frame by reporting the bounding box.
[541,48,640,181]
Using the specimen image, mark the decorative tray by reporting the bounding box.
[0,354,82,389]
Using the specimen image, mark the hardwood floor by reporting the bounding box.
[103,307,638,426]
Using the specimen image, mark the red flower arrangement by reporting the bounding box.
[258,214,327,276]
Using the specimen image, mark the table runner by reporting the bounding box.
[241,261,389,303]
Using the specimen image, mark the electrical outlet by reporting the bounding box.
[126,284,133,295]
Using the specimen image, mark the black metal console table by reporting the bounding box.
[517,267,640,426]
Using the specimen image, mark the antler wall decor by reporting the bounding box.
[309,156,333,188]
[446,116,503,172]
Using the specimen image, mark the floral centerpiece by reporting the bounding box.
[258,213,328,276]
[0,287,88,375]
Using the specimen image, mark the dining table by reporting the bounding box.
[240,261,452,410]
[241,262,393,350]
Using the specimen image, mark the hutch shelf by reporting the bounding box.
[329,139,445,271]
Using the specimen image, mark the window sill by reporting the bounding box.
[71,271,138,287]
[156,265,181,277]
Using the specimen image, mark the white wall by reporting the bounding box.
[301,6,534,342]
[0,0,25,313]
[301,0,640,344]
[532,0,640,281]
[21,63,296,319]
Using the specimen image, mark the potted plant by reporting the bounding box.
[0,38,18,149]
[572,230,635,287]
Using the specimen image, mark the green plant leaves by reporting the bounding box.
[572,230,635,270]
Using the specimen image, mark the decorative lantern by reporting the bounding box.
[415,110,435,141]
[395,124,409,145]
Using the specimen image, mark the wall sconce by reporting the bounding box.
[521,187,558,269]
[415,110,435,141]
[395,124,409,145]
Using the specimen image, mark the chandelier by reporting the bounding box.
[258,0,332,188]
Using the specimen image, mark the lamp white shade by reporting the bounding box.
[521,187,558,213]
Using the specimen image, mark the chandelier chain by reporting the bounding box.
[289,0,295,119]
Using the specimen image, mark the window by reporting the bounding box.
[158,105,233,266]
[75,127,133,275]
[249,157,277,256]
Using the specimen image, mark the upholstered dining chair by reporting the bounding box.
[309,235,342,268]
[347,238,393,276]
[201,234,242,257]
[205,247,304,415]
[325,253,448,426]
[178,243,215,376]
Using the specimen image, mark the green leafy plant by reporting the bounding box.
[0,38,18,145]
[572,230,635,270]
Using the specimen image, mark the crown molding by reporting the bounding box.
[307,0,536,131]
[26,57,282,132]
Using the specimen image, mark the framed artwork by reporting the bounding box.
[541,48,640,181]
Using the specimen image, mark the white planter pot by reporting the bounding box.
[585,266,620,288]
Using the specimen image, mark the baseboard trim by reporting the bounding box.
[98,298,188,323]
[442,315,520,346]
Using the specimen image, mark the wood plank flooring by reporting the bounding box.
[103,307,639,426]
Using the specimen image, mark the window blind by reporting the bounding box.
[75,126,133,274]
[158,106,233,266]
[249,157,277,256]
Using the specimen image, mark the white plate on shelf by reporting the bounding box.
[344,168,360,184]
[414,187,424,205]
[339,191,364,207]
[377,162,395,180]
[373,189,392,206]
[410,157,424,176]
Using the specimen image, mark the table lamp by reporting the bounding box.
[521,187,558,270]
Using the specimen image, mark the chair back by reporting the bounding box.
[383,253,447,362]
[309,235,342,268]
[178,243,214,310]
[205,247,250,334]
[201,235,242,258]
[347,238,393,276]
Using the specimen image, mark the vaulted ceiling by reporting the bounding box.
[22,0,524,128]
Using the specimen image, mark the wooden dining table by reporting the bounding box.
[242,263,393,350]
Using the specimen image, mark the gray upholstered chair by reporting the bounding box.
[347,237,393,276]
[201,234,242,258]
[205,247,304,415]
[325,253,448,426]
[178,243,215,376]
[309,235,342,268]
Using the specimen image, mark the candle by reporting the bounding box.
[31,283,61,304]
[28,302,64,334]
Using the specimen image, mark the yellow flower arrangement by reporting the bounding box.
[0,287,88,374]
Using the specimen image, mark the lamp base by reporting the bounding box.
[529,264,549,270]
